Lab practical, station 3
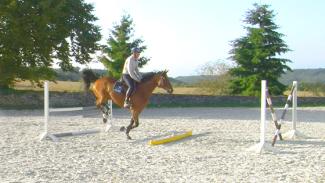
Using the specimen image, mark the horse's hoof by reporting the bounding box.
[120,126,126,131]
[103,118,107,123]
[127,136,132,140]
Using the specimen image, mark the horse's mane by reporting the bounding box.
[141,71,166,83]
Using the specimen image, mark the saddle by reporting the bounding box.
[113,72,154,95]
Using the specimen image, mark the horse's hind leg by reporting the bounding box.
[125,118,135,140]
[132,117,139,129]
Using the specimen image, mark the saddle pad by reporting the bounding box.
[113,81,126,95]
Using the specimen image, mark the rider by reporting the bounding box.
[122,47,142,108]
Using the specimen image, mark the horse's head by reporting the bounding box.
[157,70,173,94]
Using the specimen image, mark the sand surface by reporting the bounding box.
[1,107,325,182]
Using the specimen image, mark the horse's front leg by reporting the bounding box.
[99,102,111,124]
[99,106,107,123]
[125,118,135,140]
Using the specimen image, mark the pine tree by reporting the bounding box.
[100,14,150,79]
[0,0,101,89]
[229,3,292,96]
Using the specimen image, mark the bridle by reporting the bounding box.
[158,74,173,93]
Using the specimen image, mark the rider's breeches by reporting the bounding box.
[122,74,136,100]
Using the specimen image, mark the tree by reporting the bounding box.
[0,0,101,89]
[100,14,150,79]
[196,60,232,95]
[229,3,291,96]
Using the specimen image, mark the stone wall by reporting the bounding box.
[0,91,95,109]
[150,94,325,107]
[1,92,325,109]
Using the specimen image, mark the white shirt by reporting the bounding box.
[122,55,142,82]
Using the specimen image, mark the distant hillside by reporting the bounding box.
[168,78,187,86]
[279,68,325,85]
[175,69,325,85]
[174,75,215,85]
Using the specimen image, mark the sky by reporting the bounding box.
[84,0,325,77]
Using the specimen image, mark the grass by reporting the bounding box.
[14,81,83,92]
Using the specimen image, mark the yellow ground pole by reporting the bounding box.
[149,131,193,146]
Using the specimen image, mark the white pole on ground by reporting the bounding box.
[39,81,59,142]
[53,129,100,137]
[247,80,275,153]
[283,81,307,139]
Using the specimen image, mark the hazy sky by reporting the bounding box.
[84,0,325,77]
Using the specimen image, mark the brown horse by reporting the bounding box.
[82,70,173,139]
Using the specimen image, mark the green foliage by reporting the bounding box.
[100,14,150,79]
[299,82,325,96]
[196,74,232,95]
[196,60,232,95]
[0,0,101,89]
[229,3,291,96]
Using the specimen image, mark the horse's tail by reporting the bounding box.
[81,69,99,92]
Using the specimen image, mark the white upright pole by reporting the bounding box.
[292,81,297,131]
[44,81,49,134]
[260,80,267,145]
[247,80,274,153]
[39,81,58,141]
[283,81,307,139]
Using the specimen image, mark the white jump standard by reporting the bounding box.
[248,80,275,153]
[39,81,112,142]
[248,80,306,153]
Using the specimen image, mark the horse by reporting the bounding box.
[82,69,173,139]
